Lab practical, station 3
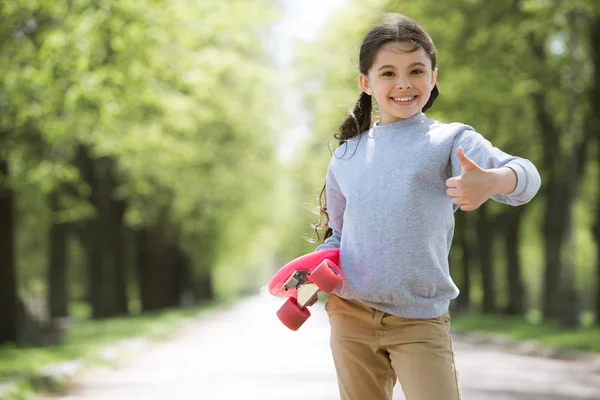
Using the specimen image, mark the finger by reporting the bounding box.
[457,147,478,172]
[446,188,460,197]
[452,197,462,205]
[460,203,477,211]
[446,177,460,188]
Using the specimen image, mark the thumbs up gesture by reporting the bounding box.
[446,147,495,211]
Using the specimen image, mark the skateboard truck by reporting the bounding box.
[268,250,342,331]
[280,270,319,308]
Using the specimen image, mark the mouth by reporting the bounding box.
[391,95,418,106]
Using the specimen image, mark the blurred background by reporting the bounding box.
[1,0,600,396]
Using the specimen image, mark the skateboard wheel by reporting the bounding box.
[310,259,343,294]
[276,297,311,331]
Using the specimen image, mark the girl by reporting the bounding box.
[315,13,541,400]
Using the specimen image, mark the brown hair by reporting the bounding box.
[316,13,439,242]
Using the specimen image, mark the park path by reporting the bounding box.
[43,292,600,400]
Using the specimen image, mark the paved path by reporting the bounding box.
[44,294,600,400]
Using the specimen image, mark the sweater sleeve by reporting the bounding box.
[450,127,541,206]
[316,163,345,251]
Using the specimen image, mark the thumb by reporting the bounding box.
[457,147,478,173]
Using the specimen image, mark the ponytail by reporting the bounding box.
[422,83,439,112]
[335,91,373,143]
[316,92,372,242]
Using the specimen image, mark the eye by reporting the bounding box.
[411,69,425,75]
[381,71,394,77]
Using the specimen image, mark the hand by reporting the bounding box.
[445,147,495,211]
[306,296,319,307]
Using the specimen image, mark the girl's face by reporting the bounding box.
[359,41,437,125]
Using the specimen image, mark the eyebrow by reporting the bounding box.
[377,62,427,71]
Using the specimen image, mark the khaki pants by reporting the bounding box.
[326,295,462,400]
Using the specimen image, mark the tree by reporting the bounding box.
[0,159,18,344]
[0,0,281,339]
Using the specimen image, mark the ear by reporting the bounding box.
[432,68,438,86]
[358,74,371,95]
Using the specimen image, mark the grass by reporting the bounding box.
[0,300,226,384]
[450,313,600,353]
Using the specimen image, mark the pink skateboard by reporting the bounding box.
[268,249,342,331]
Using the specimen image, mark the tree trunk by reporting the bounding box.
[75,148,130,318]
[110,185,128,315]
[136,225,171,311]
[528,32,567,321]
[0,159,18,344]
[168,244,189,307]
[75,147,112,318]
[502,207,525,315]
[476,203,496,313]
[588,15,600,326]
[48,193,69,318]
[136,221,191,311]
[136,228,153,311]
[596,183,600,324]
[453,210,472,312]
[95,157,116,318]
[542,179,566,319]
[178,250,195,306]
[557,9,588,328]
[195,274,214,301]
[529,21,589,321]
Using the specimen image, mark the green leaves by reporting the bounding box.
[2,0,281,279]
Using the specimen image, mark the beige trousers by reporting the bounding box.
[326,294,462,400]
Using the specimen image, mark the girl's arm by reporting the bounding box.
[487,165,519,195]
[449,128,541,208]
[317,231,342,250]
[316,165,345,250]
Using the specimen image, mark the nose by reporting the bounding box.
[396,77,412,89]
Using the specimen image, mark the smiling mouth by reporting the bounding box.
[391,95,418,105]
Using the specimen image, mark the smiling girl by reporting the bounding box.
[315,13,541,400]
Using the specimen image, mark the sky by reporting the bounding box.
[269,0,348,164]
[271,0,347,66]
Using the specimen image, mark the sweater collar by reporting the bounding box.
[370,113,428,135]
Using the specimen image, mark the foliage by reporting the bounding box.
[1,0,282,299]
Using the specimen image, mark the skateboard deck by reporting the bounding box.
[268,248,340,296]
[268,248,341,331]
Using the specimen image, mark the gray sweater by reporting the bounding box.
[316,112,541,318]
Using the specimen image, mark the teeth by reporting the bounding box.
[394,96,414,102]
